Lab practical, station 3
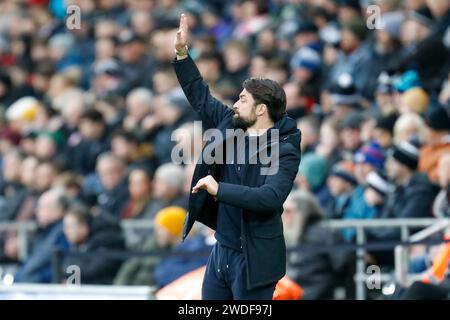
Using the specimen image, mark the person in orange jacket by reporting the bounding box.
[419,105,450,183]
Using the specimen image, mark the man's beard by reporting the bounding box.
[232,114,257,130]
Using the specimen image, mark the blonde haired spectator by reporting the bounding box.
[393,112,427,145]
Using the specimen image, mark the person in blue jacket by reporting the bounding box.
[14,188,69,283]
[172,14,301,300]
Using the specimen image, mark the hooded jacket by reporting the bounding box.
[172,56,301,290]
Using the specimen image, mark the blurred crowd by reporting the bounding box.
[0,0,449,299]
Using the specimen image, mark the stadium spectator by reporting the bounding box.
[0,149,25,222]
[61,202,124,284]
[433,152,450,218]
[297,115,320,154]
[95,152,129,221]
[368,141,438,266]
[120,167,154,220]
[283,189,352,300]
[150,163,187,217]
[340,142,385,242]
[326,161,358,219]
[373,113,398,149]
[153,206,212,288]
[66,109,110,175]
[419,105,450,183]
[393,112,428,146]
[13,188,69,283]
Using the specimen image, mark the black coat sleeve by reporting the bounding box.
[216,144,300,216]
[172,56,234,129]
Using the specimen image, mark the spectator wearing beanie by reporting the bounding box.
[326,161,358,219]
[363,171,394,210]
[153,206,212,288]
[296,153,331,208]
[353,142,386,173]
[367,141,438,266]
[373,113,398,149]
[113,206,186,286]
[339,142,385,242]
[374,72,397,115]
[419,105,450,183]
[290,45,323,99]
[329,73,362,119]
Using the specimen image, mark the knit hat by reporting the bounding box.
[375,113,398,134]
[330,73,360,106]
[6,96,43,121]
[330,161,357,186]
[394,70,422,93]
[154,206,187,237]
[424,105,450,131]
[401,87,429,114]
[298,153,328,191]
[353,142,385,170]
[290,46,321,73]
[366,171,394,197]
[388,141,420,170]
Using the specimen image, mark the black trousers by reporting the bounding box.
[202,242,276,300]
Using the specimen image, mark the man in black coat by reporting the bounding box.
[367,141,438,266]
[62,203,125,284]
[172,14,301,300]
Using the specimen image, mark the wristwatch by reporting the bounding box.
[175,45,189,59]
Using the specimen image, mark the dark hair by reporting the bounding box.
[66,202,92,225]
[112,129,139,144]
[128,165,154,181]
[243,78,286,123]
[80,109,104,123]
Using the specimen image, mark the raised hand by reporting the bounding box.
[175,13,189,54]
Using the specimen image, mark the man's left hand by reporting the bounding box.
[192,175,218,197]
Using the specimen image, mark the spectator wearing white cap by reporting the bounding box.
[364,171,394,209]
